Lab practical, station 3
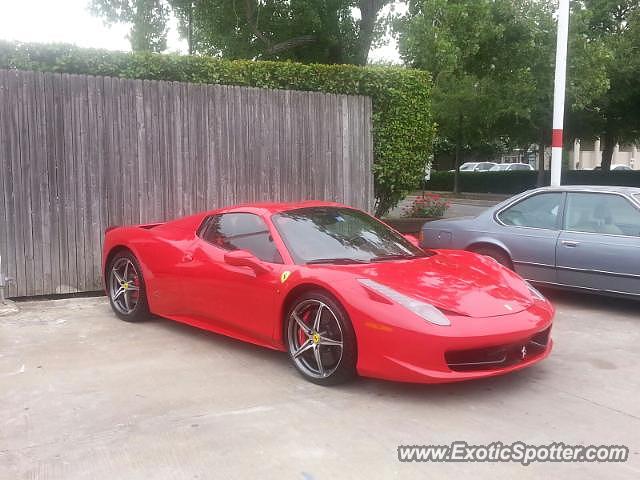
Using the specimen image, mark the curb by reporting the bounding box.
[0,300,19,316]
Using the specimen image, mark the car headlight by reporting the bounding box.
[358,278,451,326]
[525,281,546,301]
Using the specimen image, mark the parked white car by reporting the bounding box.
[591,164,633,171]
[490,163,534,171]
[451,162,497,172]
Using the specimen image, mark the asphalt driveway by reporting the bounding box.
[1,291,639,479]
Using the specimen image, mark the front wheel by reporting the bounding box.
[286,291,357,386]
[107,251,150,322]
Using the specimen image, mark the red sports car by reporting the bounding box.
[103,201,554,385]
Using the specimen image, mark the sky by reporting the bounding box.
[0,0,403,63]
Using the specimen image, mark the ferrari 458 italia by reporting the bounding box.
[103,201,554,385]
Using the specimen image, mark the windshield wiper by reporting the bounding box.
[370,254,420,262]
[306,258,368,265]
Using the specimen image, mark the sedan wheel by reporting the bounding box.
[286,291,356,385]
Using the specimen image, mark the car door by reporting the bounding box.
[494,192,565,283]
[184,213,286,342]
[557,192,640,295]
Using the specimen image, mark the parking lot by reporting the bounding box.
[1,290,639,479]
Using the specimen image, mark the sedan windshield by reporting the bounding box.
[272,207,428,264]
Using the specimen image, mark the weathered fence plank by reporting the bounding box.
[0,69,373,297]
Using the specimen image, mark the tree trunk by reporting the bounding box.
[454,113,462,194]
[355,1,384,65]
[537,131,546,187]
[187,1,193,54]
[601,131,615,171]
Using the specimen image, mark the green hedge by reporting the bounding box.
[424,170,640,194]
[0,41,435,216]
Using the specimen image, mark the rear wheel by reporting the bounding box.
[107,251,150,322]
[470,246,513,269]
[285,290,357,386]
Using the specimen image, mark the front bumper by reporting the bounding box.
[352,301,554,384]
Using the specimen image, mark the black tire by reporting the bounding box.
[470,246,513,269]
[285,290,357,386]
[106,250,150,322]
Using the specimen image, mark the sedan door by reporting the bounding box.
[493,192,565,283]
[557,192,640,295]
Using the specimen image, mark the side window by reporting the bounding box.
[498,193,563,230]
[200,213,284,263]
[564,193,640,237]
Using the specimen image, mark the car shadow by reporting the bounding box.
[540,287,639,316]
[145,313,548,401]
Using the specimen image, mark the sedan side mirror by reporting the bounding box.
[224,250,270,274]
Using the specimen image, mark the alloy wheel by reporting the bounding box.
[287,299,344,379]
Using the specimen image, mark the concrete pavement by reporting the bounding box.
[1,291,639,479]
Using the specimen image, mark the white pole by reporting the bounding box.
[550,0,570,186]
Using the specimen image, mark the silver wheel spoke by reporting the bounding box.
[113,286,125,300]
[124,261,130,281]
[318,335,342,347]
[313,304,323,332]
[124,291,131,311]
[293,339,313,359]
[293,313,311,335]
[313,345,325,376]
[127,284,139,291]
[112,269,124,284]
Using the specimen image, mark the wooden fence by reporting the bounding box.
[0,69,373,297]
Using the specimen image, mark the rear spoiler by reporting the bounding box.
[104,222,165,234]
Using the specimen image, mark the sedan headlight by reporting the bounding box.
[525,281,546,301]
[358,278,451,326]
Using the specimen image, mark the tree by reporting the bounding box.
[90,0,170,52]
[396,0,553,190]
[567,1,640,171]
[396,0,610,187]
[90,1,393,65]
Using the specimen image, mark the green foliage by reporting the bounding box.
[90,0,170,52]
[90,1,392,65]
[424,170,640,194]
[395,0,610,168]
[403,192,450,218]
[0,40,435,216]
[567,1,640,170]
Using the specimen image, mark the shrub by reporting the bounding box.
[0,41,436,216]
[424,170,640,194]
[403,192,450,218]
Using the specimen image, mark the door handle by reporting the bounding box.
[561,240,579,247]
[182,253,194,262]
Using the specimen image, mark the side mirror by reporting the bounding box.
[224,250,269,274]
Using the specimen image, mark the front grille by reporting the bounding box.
[445,327,551,372]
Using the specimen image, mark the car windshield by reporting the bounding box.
[476,163,495,171]
[272,207,428,264]
[459,163,477,171]
[490,164,509,171]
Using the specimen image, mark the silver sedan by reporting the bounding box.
[420,186,640,298]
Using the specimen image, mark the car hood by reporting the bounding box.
[330,251,534,318]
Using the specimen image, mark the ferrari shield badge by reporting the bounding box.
[280,271,291,283]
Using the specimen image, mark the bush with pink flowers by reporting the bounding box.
[404,193,450,218]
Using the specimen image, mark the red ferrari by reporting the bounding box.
[103,201,554,385]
